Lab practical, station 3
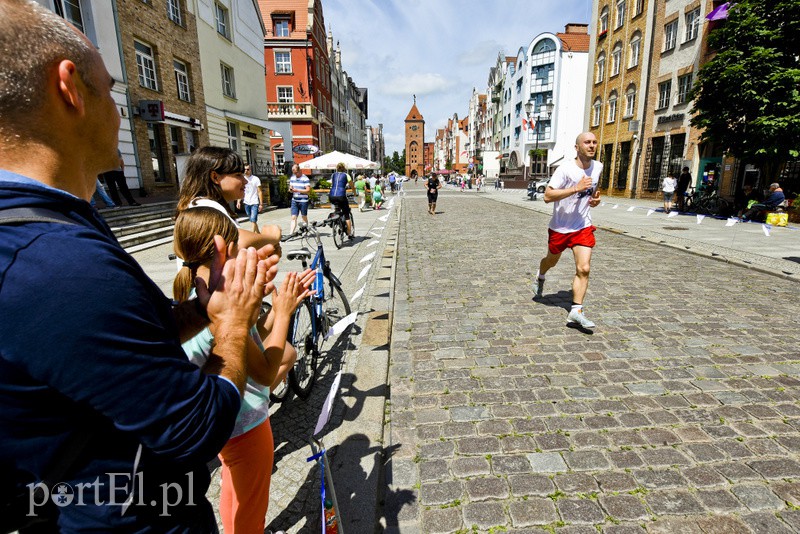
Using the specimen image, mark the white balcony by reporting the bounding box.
[267,102,317,121]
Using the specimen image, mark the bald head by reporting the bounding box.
[0,0,96,136]
[575,132,595,145]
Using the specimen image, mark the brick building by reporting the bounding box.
[118,0,209,195]
[404,99,425,179]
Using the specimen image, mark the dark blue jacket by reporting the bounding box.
[0,173,240,531]
[764,190,786,209]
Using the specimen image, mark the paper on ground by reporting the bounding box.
[366,240,379,247]
[626,206,635,212]
[762,224,771,237]
[697,215,705,224]
[357,264,371,281]
[325,311,358,340]
[647,209,655,216]
[360,251,376,263]
[313,371,342,436]
[612,204,619,209]
[372,226,385,231]
[667,211,679,218]
[350,285,365,303]
[725,218,738,227]
[370,231,382,237]
[378,214,390,222]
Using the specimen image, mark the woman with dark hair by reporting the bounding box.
[176,146,282,248]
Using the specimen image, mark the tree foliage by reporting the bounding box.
[384,150,406,174]
[691,0,800,168]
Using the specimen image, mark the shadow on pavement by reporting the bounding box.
[532,289,572,311]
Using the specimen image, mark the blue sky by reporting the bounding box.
[323,0,592,155]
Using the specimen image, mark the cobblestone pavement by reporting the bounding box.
[384,187,800,533]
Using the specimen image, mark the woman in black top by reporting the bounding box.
[426,175,442,215]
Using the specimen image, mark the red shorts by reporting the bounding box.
[548,225,596,255]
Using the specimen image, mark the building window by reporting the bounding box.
[596,53,605,83]
[629,35,641,68]
[227,121,239,151]
[615,0,626,29]
[277,86,293,103]
[677,73,693,104]
[167,0,182,25]
[592,98,602,127]
[135,40,158,91]
[607,92,618,123]
[275,51,292,74]
[220,63,236,98]
[664,20,678,51]
[625,86,636,117]
[170,126,181,155]
[633,0,643,16]
[600,7,609,33]
[685,8,700,42]
[274,18,290,37]
[173,59,190,101]
[658,80,672,109]
[611,43,622,76]
[54,0,85,34]
[215,2,230,39]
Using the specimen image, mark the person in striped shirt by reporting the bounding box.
[289,164,311,234]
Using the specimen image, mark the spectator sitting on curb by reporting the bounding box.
[741,183,786,222]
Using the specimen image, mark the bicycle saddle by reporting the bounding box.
[286,248,312,261]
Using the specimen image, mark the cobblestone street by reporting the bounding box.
[385,187,800,533]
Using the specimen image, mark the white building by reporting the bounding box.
[197,0,271,167]
[517,24,590,180]
[37,0,141,190]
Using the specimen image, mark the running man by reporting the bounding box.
[534,132,602,329]
[425,173,442,214]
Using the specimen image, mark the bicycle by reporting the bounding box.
[325,207,355,249]
[685,186,730,217]
[269,221,352,403]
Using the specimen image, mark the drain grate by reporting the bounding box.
[662,226,689,230]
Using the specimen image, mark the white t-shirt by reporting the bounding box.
[243,174,261,205]
[661,177,677,193]
[547,159,603,233]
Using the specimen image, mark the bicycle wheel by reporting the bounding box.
[288,300,319,399]
[321,278,352,348]
[332,219,346,249]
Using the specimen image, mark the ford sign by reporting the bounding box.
[292,144,320,155]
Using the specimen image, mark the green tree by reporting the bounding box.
[691,0,800,178]
[384,150,406,175]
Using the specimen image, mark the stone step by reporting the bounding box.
[111,216,175,238]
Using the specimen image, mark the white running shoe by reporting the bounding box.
[567,308,596,329]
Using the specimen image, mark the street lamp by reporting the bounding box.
[524,100,535,182]
[531,99,555,180]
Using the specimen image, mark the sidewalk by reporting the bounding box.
[477,186,800,281]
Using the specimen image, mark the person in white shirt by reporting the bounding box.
[661,173,678,214]
[237,164,263,232]
[533,132,603,329]
[289,164,311,234]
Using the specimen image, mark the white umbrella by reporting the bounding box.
[298,150,380,170]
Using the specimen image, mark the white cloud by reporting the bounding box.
[380,73,456,97]
[458,40,505,66]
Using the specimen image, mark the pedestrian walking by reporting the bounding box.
[101,149,140,206]
[662,172,677,214]
[288,164,311,234]
[91,176,116,208]
[355,174,367,211]
[534,132,602,329]
[426,173,442,215]
[236,163,263,232]
[0,3,275,529]
[676,166,692,211]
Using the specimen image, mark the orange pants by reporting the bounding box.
[218,419,274,533]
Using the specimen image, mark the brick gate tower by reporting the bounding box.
[405,96,425,178]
